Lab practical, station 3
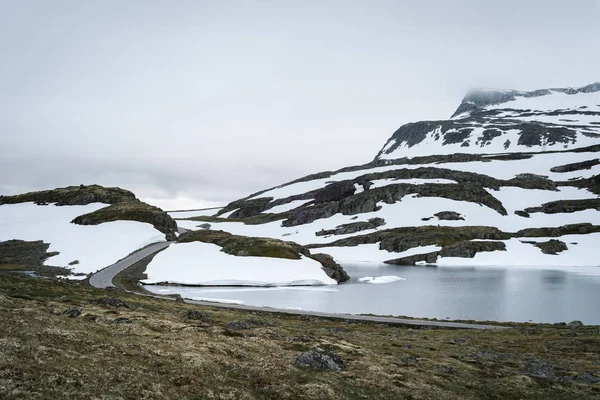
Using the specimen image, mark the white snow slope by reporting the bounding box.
[142,241,337,286]
[173,85,600,268]
[0,202,165,274]
[377,83,600,159]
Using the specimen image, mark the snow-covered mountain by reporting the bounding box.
[376,82,600,159]
[172,82,600,268]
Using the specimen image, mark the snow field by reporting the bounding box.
[142,241,337,286]
[0,202,165,274]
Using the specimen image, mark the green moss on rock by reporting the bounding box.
[0,185,135,206]
[72,201,178,240]
[177,230,349,282]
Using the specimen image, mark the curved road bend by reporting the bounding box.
[90,242,508,330]
[89,241,173,289]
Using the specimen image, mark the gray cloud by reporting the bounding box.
[1,1,599,209]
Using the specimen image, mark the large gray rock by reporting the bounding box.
[315,217,385,236]
[294,348,344,371]
[310,253,350,283]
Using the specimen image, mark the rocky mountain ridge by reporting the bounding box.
[171,82,600,267]
[375,82,600,160]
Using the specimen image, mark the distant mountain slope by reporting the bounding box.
[375,82,600,159]
[173,83,600,267]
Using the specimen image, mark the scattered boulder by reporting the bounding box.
[521,360,557,380]
[310,253,350,283]
[225,321,251,330]
[568,320,584,328]
[385,251,439,265]
[197,223,212,230]
[574,372,599,384]
[172,294,185,303]
[68,260,80,266]
[514,210,530,218]
[89,297,130,308]
[315,217,385,236]
[62,307,82,318]
[294,348,344,371]
[112,317,133,324]
[439,240,506,258]
[437,365,455,375]
[401,356,419,365]
[314,181,356,203]
[434,211,464,221]
[290,335,315,343]
[521,239,568,255]
[185,310,212,322]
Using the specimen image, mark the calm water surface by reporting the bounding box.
[146,264,600,324]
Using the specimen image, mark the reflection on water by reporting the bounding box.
[146,264,600,324]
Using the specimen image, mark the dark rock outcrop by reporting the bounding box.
[314,181,356,203]
[521,239,568,255]
[434,211,464,221]
[89,298,130,308]
[310,253,350,283]
[282,183,507,227]
[439,240,506,258]
[550,159,600,173]
[0,239,59,267]
[385,240,506,265]
[385,251,439,265]
[228,197,273,219]
[0,184,178,241]
[62,308,82,318]
[72,200,178,241]
[0,184,136,206]
[294,348,344,371]
[315,218,385,236]
[310,226,509,254]
[177,230,350,283]
[184,311,212,322]
[524,199,600,214]
[516,223,600,237]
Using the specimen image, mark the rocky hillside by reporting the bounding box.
[172,82,600,267]
[376,82,600,159]
[0,185,178,240]
[0,185,177,275]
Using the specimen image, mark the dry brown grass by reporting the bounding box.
[0,273,599,399]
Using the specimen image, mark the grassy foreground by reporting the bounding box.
[0,274,599,399]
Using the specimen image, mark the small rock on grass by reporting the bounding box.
[185,310,211,322]
[62,307,82,318]
[112,317,133,324]
[568,320,584,328]
[89,297,130,308]
[294,348,344,372]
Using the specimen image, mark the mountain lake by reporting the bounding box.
[145,263,600,325]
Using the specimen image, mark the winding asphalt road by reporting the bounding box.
[89,242,508,330]
[89,241,173,289]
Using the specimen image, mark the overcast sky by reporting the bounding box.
[1,1,599,209]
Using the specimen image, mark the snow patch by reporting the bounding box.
[358,276,405,284]
[0,202,165,274]
[142,241,337,286]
